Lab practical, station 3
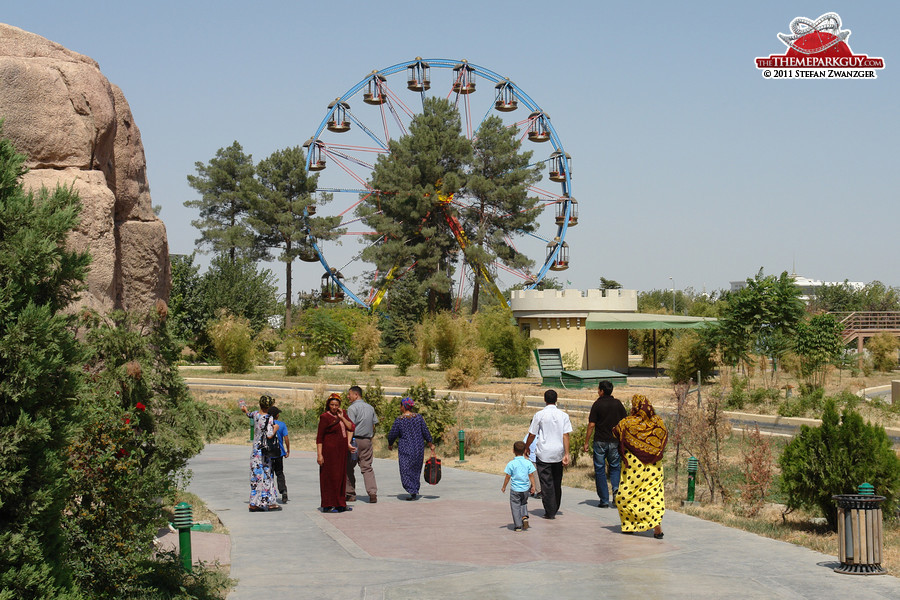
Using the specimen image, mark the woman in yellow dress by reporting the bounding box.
[613,394,668,538]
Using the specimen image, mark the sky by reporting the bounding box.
[4,1,899,301]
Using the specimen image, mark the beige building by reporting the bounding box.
[510,289,637,372]
[510,288,717,374]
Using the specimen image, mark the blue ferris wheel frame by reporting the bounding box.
[306,58,574,308]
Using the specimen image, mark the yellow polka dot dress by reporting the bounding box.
[616,448,665,533]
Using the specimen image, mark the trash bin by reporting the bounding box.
[832,492,887,575]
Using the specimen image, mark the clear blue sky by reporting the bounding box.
[4,1,898,298]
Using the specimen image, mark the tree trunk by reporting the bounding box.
[471,279,480,314]
[285,249,293,330]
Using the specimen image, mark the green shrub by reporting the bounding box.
[749,387,780,405]
[779,398,900,530]
[777,386,826,417]
[475,306,537,378]
[349,319,382,371]
[666,330,717,384]
[208,311,255,373]
[393,343,417,376]
[379,380,455,444]
[725,377,749,409]
[569,423,589,467]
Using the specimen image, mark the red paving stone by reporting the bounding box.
[323,499,673,566]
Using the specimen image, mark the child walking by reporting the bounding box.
[501,441,537,532]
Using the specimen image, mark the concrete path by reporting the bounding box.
[188,444,900,599]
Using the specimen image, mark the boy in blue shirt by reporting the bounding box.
[268,407,290,503]
[501,441,537,532]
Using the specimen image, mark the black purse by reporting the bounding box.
[261,415,280,458]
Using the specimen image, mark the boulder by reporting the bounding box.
[0,23,170,314]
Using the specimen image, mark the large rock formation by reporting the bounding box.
[0,23,169,314]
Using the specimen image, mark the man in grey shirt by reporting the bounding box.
[345,385,379,503]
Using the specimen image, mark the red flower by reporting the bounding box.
[135,402,146,412]
[123,417,131,424]
[115,448,129,458]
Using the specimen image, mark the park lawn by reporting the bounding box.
[196,385,900,576]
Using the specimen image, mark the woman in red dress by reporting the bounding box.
[316,393,356,512]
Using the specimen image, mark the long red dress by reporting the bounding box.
[316,411,354,508]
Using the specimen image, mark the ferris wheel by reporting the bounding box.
[301,57,577,310]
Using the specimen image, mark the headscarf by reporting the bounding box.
[259,394,275,409]
[400,397,415,410]
[613,394,668,466]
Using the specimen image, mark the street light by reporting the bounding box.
[669,277,675,313]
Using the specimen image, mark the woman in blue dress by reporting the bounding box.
[240,394,281,512]
[387,397,435,500]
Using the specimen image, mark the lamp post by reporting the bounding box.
[669,276,675,313]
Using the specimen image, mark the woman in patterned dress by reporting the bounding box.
[241,394,281,512]
[613,394,668,538]
[387,397,435,501]
[316,393,356,512]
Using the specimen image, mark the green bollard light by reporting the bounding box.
[457,429,466,463]
[687,456,698,503]
[173,502,193,573]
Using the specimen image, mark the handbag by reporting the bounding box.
[261,415,281,458]
[423,451,441,485]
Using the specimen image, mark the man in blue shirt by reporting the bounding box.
[268,406,290,503]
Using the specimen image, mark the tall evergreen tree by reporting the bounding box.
[0,127,90,599]
[464,115,542,312]
[361,97,472,312]
[200,254,279,332]
[185,141,266,264]
[248,146,338,328]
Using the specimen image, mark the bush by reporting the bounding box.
[475,306,537,378]
[724,377,749,409]
[779,398,900,530]
[380,380,455,444]
[349,319,382,371]
[208,310,255,373]
[568,423,589,467]
[749,387,780,405]
[868,332,899,372]
[65,309,215,598]
[446,346,492,389]
[284,351,322,377]
[281,335,323,376]
[667,330,717,384]
[777,386,824,417]
[0,127,91,599]
[393,343,417,376]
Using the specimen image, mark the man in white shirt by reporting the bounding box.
[524,389,572,519]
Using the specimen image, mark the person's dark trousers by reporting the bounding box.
[536,459,563,517]
[271,456,287,496]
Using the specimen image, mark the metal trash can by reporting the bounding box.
[832,491,886,575]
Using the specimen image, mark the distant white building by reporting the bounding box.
[729,274,865,301]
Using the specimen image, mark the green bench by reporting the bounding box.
[533,348,627,389]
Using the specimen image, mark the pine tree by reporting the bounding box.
[185,141,266,264]
[0,126,89,599]
[464,115,542,312]
[361,97,472,312]
[248,146,337,328]
[779,398,900,530]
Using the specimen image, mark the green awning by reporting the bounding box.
[586,312,717,330]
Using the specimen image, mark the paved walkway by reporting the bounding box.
[188,444,900,599]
